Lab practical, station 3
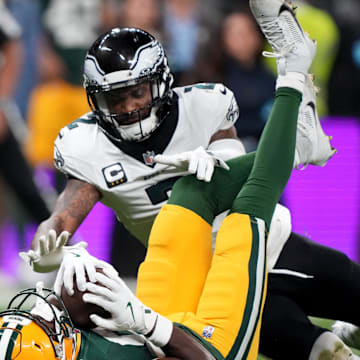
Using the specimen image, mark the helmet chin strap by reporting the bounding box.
[117,106,160,142]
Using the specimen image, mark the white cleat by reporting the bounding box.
[294,75,336,168]
[332,321,360,350]
[309,331,358,360]
[249,0,317,75]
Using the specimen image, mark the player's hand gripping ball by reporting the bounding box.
[61,268,111,329]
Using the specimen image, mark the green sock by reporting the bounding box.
[168,153,255,225]
[231,87,302,227]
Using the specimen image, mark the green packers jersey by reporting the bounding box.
[78,325,224,360]
[78,330,156,360]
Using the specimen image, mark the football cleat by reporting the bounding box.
[310,331,359,360]
[332,321,360,350]
[249,0,317,75]
[294,75,336,168]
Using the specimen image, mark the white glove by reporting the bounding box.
[54,246,117,297]
[19,229,71,273]
[83,268,173,347]
[154,146,230,182]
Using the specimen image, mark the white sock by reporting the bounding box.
[276,72,306,93]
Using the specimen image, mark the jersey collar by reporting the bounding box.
[109,93,179,167]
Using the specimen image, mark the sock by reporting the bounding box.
[232,87,302,227]
[276,72,306,93]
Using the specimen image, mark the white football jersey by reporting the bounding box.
[54,83,239,245]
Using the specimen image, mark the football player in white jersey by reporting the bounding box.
[19,6,343,359]
[26,27,245,254]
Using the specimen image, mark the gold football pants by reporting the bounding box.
[137,204,267,359]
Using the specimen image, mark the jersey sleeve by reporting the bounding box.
[178,83,240,133]
[53,116,99,186]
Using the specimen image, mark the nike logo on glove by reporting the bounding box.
[127,302,136,322]
[70,252,81,258]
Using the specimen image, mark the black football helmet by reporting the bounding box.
[83,27,173,142]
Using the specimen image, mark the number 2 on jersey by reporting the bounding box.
[145,177,181,205]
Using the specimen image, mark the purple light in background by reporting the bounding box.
[0,203,114,277]
[284,117,360,261]
[70,202,115,261]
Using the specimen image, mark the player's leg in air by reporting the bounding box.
[136,1,332,358]
[153,68,307,358]
[138,83,301,358]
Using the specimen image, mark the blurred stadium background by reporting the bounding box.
[0,1,360,358]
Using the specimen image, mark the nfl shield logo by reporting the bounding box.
[143,150,155,166]
[202,325,214,339]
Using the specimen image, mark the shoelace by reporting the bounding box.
[262,49,289,76]
[260,18,296,51]
[260,18,296,75]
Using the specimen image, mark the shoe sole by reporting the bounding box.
[306,102,337,166]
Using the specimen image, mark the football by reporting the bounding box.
[60,268,111,329]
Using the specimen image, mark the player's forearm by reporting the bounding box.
[31,179,101,249]
[162,326,216,360]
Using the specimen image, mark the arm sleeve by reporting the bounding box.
[207,138,246,161]
[216,86,240,131]
[180,83,240,134]
[198,84,240,132]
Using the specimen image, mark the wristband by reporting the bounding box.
[147,315,173,348]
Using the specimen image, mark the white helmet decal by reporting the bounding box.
[84,41,164,88]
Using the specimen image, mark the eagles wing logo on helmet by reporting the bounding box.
[133,40,164,75]
[83,55,105,87]
[84,40,164,87]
